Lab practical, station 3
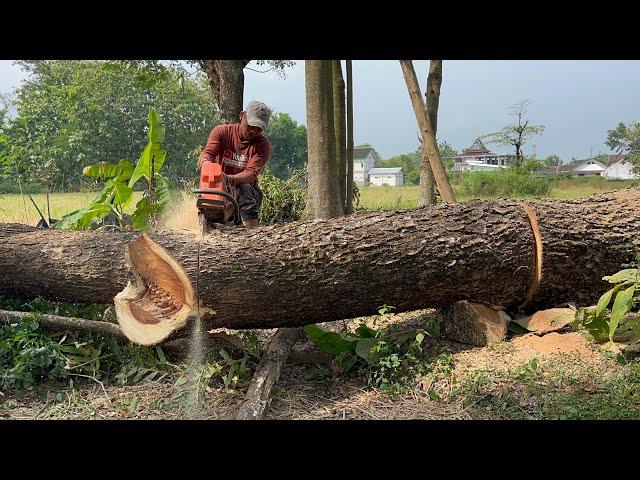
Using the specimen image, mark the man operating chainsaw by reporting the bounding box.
[197,100,272,229]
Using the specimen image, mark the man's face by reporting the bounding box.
[239,111,263,141]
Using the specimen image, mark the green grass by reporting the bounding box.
[357,177,639,211]
[455,355,640,420]
[0,192,143,225]
[0,177,638,225]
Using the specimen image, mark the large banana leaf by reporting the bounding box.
[83,159,135,180]
[128,108,166,187]
[52,203,114,231]
[105,178,134,210]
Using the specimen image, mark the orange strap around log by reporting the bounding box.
[517,201,543,307]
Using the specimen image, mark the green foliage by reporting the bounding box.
[0,296,170,392]
[542,154,563,167]
[0,60,218,191]
[259,168,307,225]
[53,108,175,231]
[377,141,457,185]
[573,261,640,343]
[265,112,307,179]
[457,166,551,197]
[482,100,545,165]
[606,121,640,172]
[303,305,432,395]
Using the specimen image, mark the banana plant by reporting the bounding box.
[54,107,173,231]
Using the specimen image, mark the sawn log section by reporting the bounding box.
[0,190,638,330]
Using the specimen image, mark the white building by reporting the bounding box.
[572,159,607,176]
[353,147,380,186]
[368,167,404,186]
[603,160,639,180]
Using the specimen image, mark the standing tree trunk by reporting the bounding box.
[305,60,343,219]
[400,60,456,204]
[332,60,347,214]
[419,60,442,206]
[345,60,354,214]
[199,60,249,124]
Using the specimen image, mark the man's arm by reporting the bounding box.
[197,126,224,169]
[226,141,271,186]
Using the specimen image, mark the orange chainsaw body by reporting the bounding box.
[196,161,237,225]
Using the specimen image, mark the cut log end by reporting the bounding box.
[114,234,196,345]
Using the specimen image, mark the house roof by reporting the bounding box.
[460,137,491,155]
[369,167,403,175]
[573,159,607,172]
[608,154,626,166]
[541,164,574,174]
[353,147,380,159]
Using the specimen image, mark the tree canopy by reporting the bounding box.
[264,113,308,179]
[483,99,544,166]
[606,121,640,170]
[378,141,458,185]
[1,60,219,191]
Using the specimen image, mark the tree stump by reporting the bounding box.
[443,301,511,346]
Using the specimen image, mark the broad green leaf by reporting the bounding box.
[355,337,382,364]
[132,196,162,231]
[83,159,134,180]
[128,108,167,187]
[91,185,113,205]
[129,144,167,187]
[596,285,622,318]
[52,203,114,230]
[354,323,377,338]
[603,269,639,284]
[608,285,637,341]
[109,179,133,209]
[155,174,174,208]
[303,324,357,355]
[335,351,358,373]
[416,332,425,344]
[148,107,165,144]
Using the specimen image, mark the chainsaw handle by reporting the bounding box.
[192,189,243,225]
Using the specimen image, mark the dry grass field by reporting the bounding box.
[1,177,637,225]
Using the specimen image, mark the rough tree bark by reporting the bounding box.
[235,327,301,419]
[1,190,638,332]
[345,60,354,214]
[304,60,344,219]
[400,60,456,204]
[419,60,442,207]
[333,60,347,214]
[198,60,249,124]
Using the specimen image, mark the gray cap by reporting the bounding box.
[245,100,272,131]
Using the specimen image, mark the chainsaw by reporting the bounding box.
[193,153,242,234]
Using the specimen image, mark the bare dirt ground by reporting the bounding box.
[2,309,627,421]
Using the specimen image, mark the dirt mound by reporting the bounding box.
[452,331,611,378]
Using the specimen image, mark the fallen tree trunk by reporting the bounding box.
[1,190,638,334]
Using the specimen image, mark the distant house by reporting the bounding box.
[368,167,404,186]
[540,164,575,176]
[603,158,639,180]
[572,159,607,176]
[353,146,381,186]
[452,138,514,172]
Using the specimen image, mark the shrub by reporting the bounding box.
[0,296,170,392]
[259,168,307,225]
[458,167,550,198]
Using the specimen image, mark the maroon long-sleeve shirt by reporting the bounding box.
[197,123,271,186]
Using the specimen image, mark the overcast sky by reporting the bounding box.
[2,60,639,162]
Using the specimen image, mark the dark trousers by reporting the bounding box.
[235,183,263,221]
